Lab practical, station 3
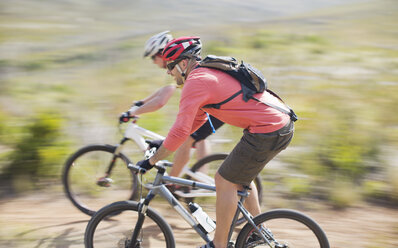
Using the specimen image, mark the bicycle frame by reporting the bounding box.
[116,121,219,189]
[127,162,269,247]
[124,122,165,150]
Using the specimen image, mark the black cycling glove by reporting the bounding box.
[136,159,154,174]
[147,139,164,149]
[134,100,144,107]
[119,111,131,123]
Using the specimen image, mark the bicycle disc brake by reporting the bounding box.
[125,239,142,248]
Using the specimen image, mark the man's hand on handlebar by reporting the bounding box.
[119,111,138,123]
[136,159,154,174]
[119,111,130,123]
[119,100,144,123]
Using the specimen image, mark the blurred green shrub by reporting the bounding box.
[328,178,360,209]
[315,121,377,180]
[1,111,70,194]
[363,180,390,201]
[288,103,386,207]
[282,176,311,198]
[363,166,398,204]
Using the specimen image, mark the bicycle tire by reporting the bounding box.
[235,209,330,248]
[190,153,263,225]
[85,201,175,248]
[62,144,138,216]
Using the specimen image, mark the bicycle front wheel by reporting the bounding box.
[85,201,175,248]
[62,144,138,216]
[235,209,330,248]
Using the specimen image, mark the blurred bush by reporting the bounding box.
[0,111,70,196]
[287,102,390,207]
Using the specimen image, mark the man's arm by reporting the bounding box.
[130,85,176,115]
[148,144,173,165]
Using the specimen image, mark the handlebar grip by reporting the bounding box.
[127,163,146,174]
[127,160,172,175]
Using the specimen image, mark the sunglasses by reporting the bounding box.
[166,59,182,71]
[151,52,162,61]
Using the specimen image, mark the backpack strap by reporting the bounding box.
[203,89,242,109]
[252,90,298,122]
[203,89,297,122]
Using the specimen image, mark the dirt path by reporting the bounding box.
[1,191,397,248]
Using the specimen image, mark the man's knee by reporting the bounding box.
[215,172,236,189]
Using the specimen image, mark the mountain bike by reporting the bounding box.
[84,154,330,248]
[62,109,263,218]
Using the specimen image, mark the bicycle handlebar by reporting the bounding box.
[119,105,142,123]
[128,160,173,174]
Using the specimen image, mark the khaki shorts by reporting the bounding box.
[218,121,294,186]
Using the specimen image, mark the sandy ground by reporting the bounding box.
[1,191,397,248]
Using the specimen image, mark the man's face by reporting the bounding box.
[167,59,185,86]
[152,54,166,69]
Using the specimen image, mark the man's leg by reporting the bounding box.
[212,172,239,248]
[194,139,210,173]
[195,139,210,160]
[212,176,261,248]
[244,181,261,217]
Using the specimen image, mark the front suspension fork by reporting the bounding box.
[128,193,155,248]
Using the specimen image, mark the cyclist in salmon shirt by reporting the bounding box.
[136,36,295,248]
[125,31,224,178]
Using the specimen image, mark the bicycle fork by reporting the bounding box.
[128,193,155,248]
[97,141,127,187]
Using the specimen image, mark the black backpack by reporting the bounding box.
[198,55,297,122]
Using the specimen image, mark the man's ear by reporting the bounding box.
[181,59,188,69]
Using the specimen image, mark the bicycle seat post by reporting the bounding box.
[239,185,251,203]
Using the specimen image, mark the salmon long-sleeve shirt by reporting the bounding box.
[163,67,291,151]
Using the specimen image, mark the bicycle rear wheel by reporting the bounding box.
[85,201,175,248]
[190,153,263,225]
[235,209,330,248]
[62,144,138,216]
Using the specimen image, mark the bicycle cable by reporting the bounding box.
[139,173,144,243]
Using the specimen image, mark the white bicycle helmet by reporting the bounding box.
[144,31,173,58]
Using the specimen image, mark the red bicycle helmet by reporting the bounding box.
[162,36,202,61]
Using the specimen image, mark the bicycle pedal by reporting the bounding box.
[96,177,113,187]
